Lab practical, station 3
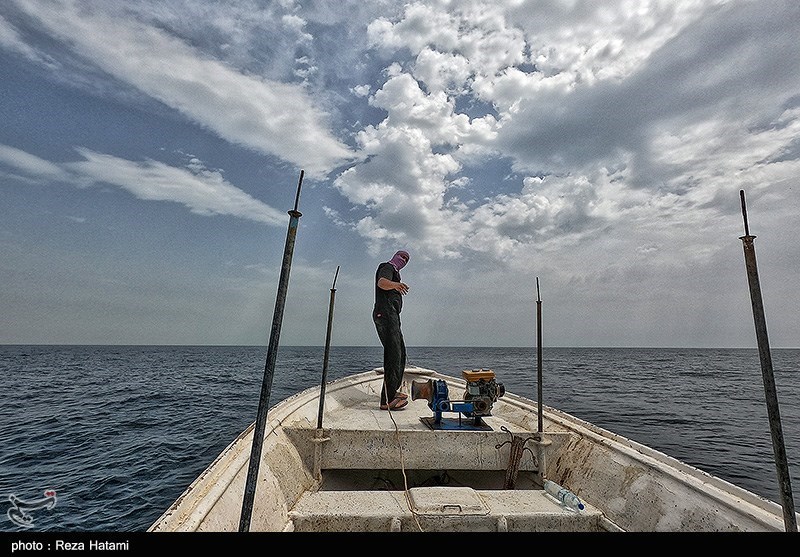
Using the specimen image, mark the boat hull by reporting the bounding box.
[149,366,793,532]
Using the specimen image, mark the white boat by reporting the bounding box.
[148,364,797,533]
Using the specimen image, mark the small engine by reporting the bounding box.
[462,369,506,417]
[412,369,505,428]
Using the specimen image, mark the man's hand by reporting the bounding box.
[378,277,409,294]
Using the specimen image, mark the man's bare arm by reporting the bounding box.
[377,277,409,295]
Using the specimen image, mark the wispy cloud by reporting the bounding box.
[0,14,57,68]
[0,144,70,180]
[13,0,356,179]
[0,144,286,225]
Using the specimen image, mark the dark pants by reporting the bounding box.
[373,308,406,406]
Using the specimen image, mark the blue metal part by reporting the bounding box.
[427,380,476,425]
[415,374,505,431]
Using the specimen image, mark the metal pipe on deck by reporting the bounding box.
[738,189,797,532]
[317,265,340,429]
[536,277,543,435]
[239,170,304,532]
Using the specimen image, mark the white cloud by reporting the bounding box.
[334,69,515,257]
[0,144,286,225]
[4,0,800,348]
[368,3,460,54]
[15,1,356,179]
[66,149,288,225]
[411,48,473,94]
[370,73,497,146]
[351,84,371,97]
[0,144,70,180]
[281,14,312,42]
[328,0,800,274]
[0,14,57,67]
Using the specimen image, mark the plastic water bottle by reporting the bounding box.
[543,479,585,511]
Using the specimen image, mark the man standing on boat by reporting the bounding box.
[373,249,410,410]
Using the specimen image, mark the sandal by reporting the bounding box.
[395,392,409,400]
[380,397,409,411]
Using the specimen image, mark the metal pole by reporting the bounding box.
[316,266,340,429]
[536,277,543,434]
[239,170,304,532]
[738,189,797,532]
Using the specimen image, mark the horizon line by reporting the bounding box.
[1,343,797,350]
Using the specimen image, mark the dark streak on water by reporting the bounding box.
[0,345,797,532]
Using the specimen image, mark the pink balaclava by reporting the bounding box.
[389,250,410,271]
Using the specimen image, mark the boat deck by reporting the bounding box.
[318,366,534,433]
[149,367,793,533]
[287,367,542,474]
[282,367,608,532]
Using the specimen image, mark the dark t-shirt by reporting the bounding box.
[374,262,402,315]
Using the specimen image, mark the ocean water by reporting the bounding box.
[1,345,798,532]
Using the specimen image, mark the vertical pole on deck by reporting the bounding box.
[239,170,304,532]
[738,189,797,532]
[536,277,543,434]
[316,266,340,429]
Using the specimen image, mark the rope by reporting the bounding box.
[383,373,425,532]
[496,426,538,490]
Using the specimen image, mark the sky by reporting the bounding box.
[1,0,798,348]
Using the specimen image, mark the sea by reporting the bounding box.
[1,344,798,533]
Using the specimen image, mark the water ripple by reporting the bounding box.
[1,345,797,531]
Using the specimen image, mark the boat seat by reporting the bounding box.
[287,487,605,532]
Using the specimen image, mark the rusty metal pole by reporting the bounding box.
[536,277,543,435]
[239,170,304,532]
[738,189,797,532]
[316,266,339,429]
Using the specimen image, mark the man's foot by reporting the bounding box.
[380,397,409,411]
[395,392,408,400]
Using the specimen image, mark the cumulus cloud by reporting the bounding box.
[328,0,800,271]
[333,71,506,257]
